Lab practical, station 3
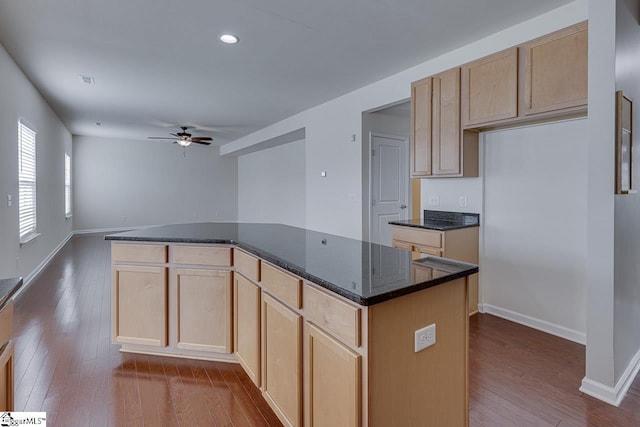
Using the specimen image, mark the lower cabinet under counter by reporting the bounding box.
[110,241,470,427]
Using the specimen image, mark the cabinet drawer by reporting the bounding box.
[414,245,443,257]
[112,243,167,264]
[234,249,260,282]
[261,263,302,309]
[172,245,231,267]
[392,227,442,248]
[0,303,13,349]
[304,285,361,348]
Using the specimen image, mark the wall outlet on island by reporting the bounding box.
[415,323,436,352]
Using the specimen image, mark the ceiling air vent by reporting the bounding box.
[80,75,95,85]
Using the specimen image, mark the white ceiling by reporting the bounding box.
[0,0,574,145]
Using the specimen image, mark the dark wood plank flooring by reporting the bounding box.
[11,234,640,426]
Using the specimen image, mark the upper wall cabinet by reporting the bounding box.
[411,68,479,178]
[520,21,588,116]
[461,47,519,127]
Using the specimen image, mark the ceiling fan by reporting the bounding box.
[148,126,213,147]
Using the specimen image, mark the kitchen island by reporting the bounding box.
[107,223,477,427]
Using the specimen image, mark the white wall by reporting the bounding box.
[73,136,238,231]
[221,1,587,240]
[238,140,305,228]
[420,176,483,215]
[614,0,640,385]
[481,119,588,341]
[0,42,73,283]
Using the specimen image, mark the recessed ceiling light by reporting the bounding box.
[219,34,239,44]
[80,75,95,85]
[96,122,101,126]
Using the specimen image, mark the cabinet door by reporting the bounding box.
[234,274,261,386]
[521,21,588,115]
[462,47,518,127]
[411,77,432,176]
[432,68,462,175]
[112,265,168,347]
[0,341,13,412]
[262,293,302,427]
[305,323,361,427]
[175,268,232,353]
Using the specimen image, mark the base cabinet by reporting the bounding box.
[304,323,361,427]
[112,265,168,347]
[0,341,13,412]
[175,268,232,353]
[262,293,302,427]
[234,273,261,386]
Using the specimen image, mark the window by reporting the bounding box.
[65,153,71,217]
[18,120,37,241]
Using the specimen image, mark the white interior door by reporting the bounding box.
[370,133,409,246]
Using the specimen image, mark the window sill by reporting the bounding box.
[19,232,41,247]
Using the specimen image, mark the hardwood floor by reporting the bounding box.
[10,234,640,426]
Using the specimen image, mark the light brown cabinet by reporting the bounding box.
[304,322,361,427]
[411,68,479,178]
[0,302,14,412]
[112,264,168,347]
[174,268,232,353]
[392,226,479,315]
[521,21,588,116]
[461,47,519,127]
[234,273,261,387]
[262,292,303,427]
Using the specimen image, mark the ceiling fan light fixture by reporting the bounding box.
[219,34,239,44]
[176,139,192,147]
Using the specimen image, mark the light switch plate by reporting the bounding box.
[415,324,436,352]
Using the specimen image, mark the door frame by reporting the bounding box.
[365,131,410,244]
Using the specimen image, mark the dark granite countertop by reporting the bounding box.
[0,278,22,309]
[106,223,477,306]
[390,210,480,231]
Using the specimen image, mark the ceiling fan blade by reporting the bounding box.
[191,137,213,142]
[148,137,176,140]
[192,140,212,145]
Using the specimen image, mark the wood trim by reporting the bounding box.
[0,303,13,349]
[234,273,262,387]
[411,179,421,219]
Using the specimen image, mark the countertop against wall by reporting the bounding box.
[106,222,478,306]
[390,210,480,231]
[0,278,22,310]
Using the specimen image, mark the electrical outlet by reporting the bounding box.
[459,195,468,208]
[414,323,436,352]
[7,195,12,207]
[428,195,440,206]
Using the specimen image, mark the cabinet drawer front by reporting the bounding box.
[0,303,13,349]
[234,249,261,282]
[304,285,361,348]
[414,245,443,257]
[112,243,167,264]
[392,227,442,248]
[172,245,231,267]
[261,263,302,309]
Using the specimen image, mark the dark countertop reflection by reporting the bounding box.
[106,223,478,306]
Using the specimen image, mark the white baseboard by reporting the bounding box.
[14,232,74,300]
[73,226,138,235]
[479,303,586,345]
[580,347,640,407]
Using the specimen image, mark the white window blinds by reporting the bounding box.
[18,120,37,239]
[65,153,71,217]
